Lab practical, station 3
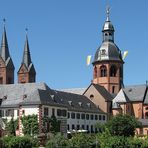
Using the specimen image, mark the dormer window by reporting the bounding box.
[78,102,82,107]
[68,101,72,106]
[87,103,91,108]
[101,49,106,56]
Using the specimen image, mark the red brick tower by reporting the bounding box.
[18,32,36,83]
[0,25,15,84]
[92,7,124,94]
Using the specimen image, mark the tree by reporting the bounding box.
[5,117,18,136]
[42,116,61,134]
[21,114,39,136]
[105,114,142,137]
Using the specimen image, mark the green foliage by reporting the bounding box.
[5,117,18,136]
[1,136,33,148]
[128,137,144,148]
[42,116,61,133]
[21,114,39,136]
[68,133,95,148]
[105,114,142,137]
[45,133,68,148]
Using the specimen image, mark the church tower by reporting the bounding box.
[92,7,124,94]
[18,32,36,83]
[0,24,15,84]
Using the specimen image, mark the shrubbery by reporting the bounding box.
[0,136,39,148]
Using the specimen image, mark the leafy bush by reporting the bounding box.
[68,133,95,148]
[45,133,68,148]
[1,136,36,148]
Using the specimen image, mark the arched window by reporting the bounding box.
[110,65,117,77]
[94,66,97,78]
[100,65,107,77]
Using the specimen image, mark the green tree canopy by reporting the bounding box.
[106,114,142,137]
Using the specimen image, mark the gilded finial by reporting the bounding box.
[106,5,110,21]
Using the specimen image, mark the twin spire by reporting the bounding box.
[0,20,36,84]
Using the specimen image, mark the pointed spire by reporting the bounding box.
[0,19,10,62]
[22,28,32,68]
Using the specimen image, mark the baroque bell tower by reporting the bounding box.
[92,7,124,94]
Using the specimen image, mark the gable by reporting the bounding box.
[18,64,28,74]
[0,57,6,68]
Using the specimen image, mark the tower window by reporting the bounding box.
[112,86,115,94]
[94,66,97,78]
[120,67,123,77]
[0,77,3,84]
[110,65,117,77]
[100,65,107,77]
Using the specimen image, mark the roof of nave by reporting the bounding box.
[113,84,148,105]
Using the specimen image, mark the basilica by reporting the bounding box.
[0,8,148,136]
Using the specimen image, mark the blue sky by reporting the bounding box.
[0,0,147,89]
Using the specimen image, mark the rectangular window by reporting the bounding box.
[52,108,55,117]
[86,114,89,120]
[77,125,80,130]
[99,115,102,120]
[72,124,75,130]
[57,109,61,116]
[76,113,80,119]
[95,115,98,120]
[68,112,70,118]
[87,125,89,131]
[62,110,67,117]
[0,77,3,84]
[91,114,94,120]
[103,115,106,120]
[67,124,69,130]
[44,107,48,116]
[81,114,85,119]
[5,109,14,117]
[82,125,85,130]
[71,113,75,119]
[91,125,94,133]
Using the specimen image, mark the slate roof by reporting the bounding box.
[0,82,104,114]
[60,88,86,95]
[54,90,103,113]
[20,34,36,74]
[0,26,14,69]
[92,83,113,101]
[0,82,65,108]
[123,85,147,102]
[113,84,148,107]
